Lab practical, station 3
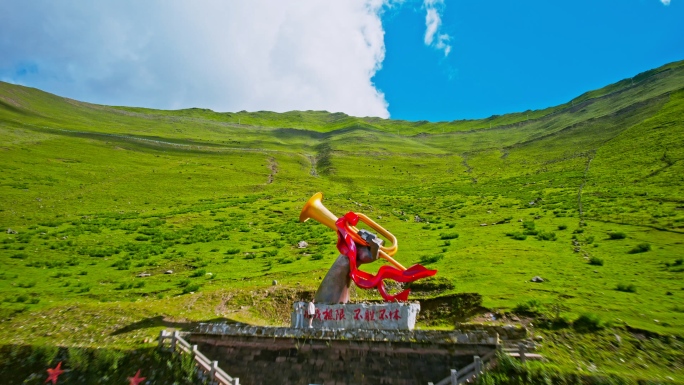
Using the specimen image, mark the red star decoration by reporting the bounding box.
[45,362,64,384]
[128,369,146,385]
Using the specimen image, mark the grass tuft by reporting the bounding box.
[182,284,201,294]
[536,231,557,241]
[628,243,651,254]
[616,283,637,293]
[572,313,605,333]
[189,269,206,278]
[513,299,544,316]
[419,254,444,265]
[588,257,604,266]
[439,232,459,240]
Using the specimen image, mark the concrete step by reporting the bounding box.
[503,347,536,352]
[506,352,544,361]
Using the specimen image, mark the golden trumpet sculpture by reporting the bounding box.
[299,192,406,271]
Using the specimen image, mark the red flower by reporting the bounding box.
[128,369,146,385]
[45,362,64,384]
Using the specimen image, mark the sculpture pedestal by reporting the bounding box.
[292,302,421,330]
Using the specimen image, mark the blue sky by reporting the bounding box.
[1,0,682,121]
[375,0,684,121]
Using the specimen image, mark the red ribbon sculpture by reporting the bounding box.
[335,212,437,302]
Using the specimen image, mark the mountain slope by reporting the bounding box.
[0,60,683,378]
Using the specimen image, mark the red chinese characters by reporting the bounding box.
[353,308,362,321]
[350,309,401,322]
[329,307,401,322]
[334,308,346,320]
[378,309,388,320]
[315,307,347,321]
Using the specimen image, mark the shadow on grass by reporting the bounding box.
[110,316,239,336]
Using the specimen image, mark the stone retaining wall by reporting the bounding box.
[195,323,500,345]
[189,323,500,385]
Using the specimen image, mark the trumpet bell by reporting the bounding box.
[299,192,338,231]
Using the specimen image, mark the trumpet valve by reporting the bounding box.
[357,229,385,246]
[357,229,384,261]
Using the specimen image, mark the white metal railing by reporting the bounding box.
[429,348,497,385]
[159,330,239,385]
[429,342,542,385]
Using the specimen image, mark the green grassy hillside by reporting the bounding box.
[1,60,683,381]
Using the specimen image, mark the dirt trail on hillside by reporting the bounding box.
[307,155,318,177]
[266,157,278,184]
[577,151,595,219]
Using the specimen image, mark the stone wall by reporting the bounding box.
[189,324,499,385]
[195,323,500,345]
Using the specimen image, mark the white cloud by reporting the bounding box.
[0,1,391,118]
[423,0,452,56]
[660,0,671,5]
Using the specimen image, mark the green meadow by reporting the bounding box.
[1,60,683,382]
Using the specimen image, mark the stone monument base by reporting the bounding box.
[291,301,420,330]
[191,322,501,385]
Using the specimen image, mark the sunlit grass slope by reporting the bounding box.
[0,60,683,380]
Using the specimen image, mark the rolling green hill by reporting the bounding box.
[1,60,683,381]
